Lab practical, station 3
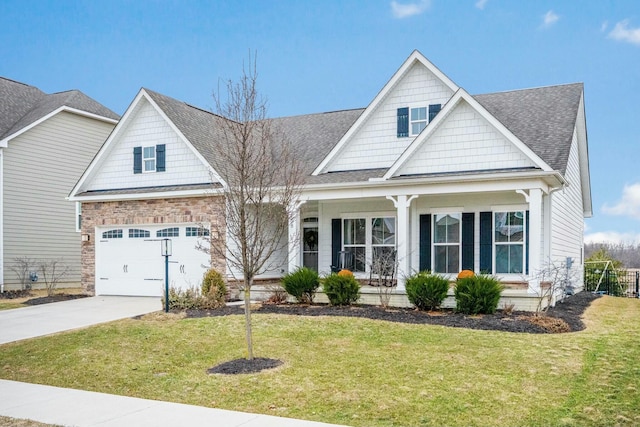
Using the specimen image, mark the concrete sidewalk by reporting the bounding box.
[0,380,347,427]
[0,295,160,344]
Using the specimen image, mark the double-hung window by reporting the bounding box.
[410,107,427,135]
[433,213,461,273]
[143,146,156,172]
[342,216,396,274]
[494,211,525,274]
[343,218,366,272]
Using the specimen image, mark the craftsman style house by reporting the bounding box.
[69,51,590,309]
[0,77,118,290]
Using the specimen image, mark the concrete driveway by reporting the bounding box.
[0,295,160,344]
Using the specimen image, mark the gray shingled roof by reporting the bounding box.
[143,82,583,186]
[474,83,583,175]
[0,77,119,140]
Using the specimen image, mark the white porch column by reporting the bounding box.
[528,188,543,293]
[386,195,418,291]
[287,201,305,274]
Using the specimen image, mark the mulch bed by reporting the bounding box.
[188,291,600,334]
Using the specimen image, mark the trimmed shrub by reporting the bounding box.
[323,272,360,306]
[201,268,227,308]
[454,274,504,314]
[406,271,450,311]
[281,267,320,303]
[338,269,354,278]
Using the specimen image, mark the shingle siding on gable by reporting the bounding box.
[326,62,454,172]
[395,100,536,176]
[86,99,213,191]
[3,112,114,285]
[551,129,584,266]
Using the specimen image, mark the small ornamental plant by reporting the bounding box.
[281,267,320,304]
[323,271,360,306]
[201,268,227,308]
[454,274,504,315]
[406,271,450,311]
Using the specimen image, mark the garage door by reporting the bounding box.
[95,224,211,296]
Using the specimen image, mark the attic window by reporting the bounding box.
[143,146,156,172]
[410,107,427,135]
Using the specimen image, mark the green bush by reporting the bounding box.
[323,272,360,306]
[406,271,450,311]
[281,267,320,303]
[454,274,504,314]
[201,268,227,308]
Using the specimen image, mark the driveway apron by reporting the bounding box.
[0,295,160,344]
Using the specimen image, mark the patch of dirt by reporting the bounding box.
[185,291,600,334]
[207,357,283,375]
[23,293,89,305]
[0,289,32,300]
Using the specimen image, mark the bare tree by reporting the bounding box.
[206,54,305,360]
[532,260,579,313]
[9,257,35,290]
[39,259,69,297]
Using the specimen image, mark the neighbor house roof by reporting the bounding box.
[0,77,119,141]
[142,82,583,185]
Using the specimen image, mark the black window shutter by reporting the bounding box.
[419,214,431,271]
[479,211,492,274]
[461,212,474,271]
[525,210,530,275]
[331,219,342,273]
[133,146,142,174]
[428,104,441,122]
[156,144,166,172]
[397,107,409,138]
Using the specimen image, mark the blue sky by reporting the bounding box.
[1,0,639,243]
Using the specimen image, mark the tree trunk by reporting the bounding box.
[243,276,254,360]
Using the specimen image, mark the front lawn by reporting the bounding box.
[0,296,639,426]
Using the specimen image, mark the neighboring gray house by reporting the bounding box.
[0,77,118,290]
[69,51,590,310]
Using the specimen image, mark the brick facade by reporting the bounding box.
[80,196,225,294]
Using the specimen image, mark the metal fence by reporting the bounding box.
[584,267,640,298]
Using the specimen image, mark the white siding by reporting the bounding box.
[396,100,536,176]
[3,112,115,286]
[551,130,584,267]
[327,62,454,172]
[85,99,212,191]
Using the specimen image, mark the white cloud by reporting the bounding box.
[603,183,640,219]
[390,0,430,19]
[541,10,559,28]
[584,231,640,245]
[475,0,488,10]
[608,19,640,46]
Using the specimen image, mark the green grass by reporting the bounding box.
[1,297,640,426]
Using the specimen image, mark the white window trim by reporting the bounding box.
[341,212,396,275]
[432,212,462,275]
[409,104,428,136]
[493,210,526,275]
[143,145,156,173]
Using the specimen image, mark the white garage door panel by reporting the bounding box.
[96,225,211,297]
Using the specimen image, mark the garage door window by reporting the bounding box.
[129,229,150,238]
[186,227,209,237]
[157,227,179,237]
[102,229,123,239]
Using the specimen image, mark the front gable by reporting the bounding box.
[71,90,217,197]
[314,51,458,174]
